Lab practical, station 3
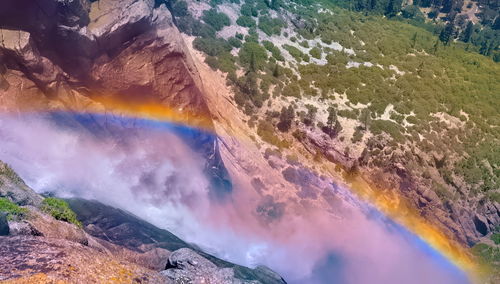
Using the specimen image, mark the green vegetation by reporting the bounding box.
[0,198,28,220]
[472,243,500,266]
[258,16,286,36]
[237,15,257,27]
[41,197,82,227]
[193,37,232,56]
[239,42,268,70]
[171,0,189,17]
[262,40,284,61]
[183,0,498,202]
[328,0,499,60]
[309,47,322,59]
[283,44,308,62]
[492,233,500,245]
[257,120,290,148]
[202,9,231,31]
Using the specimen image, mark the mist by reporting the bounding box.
[0,113,470,284]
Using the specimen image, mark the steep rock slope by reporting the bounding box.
[176,0,499,249]
[0,160,285,283]
[0,0,231,197]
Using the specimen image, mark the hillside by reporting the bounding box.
[0,0,498,283]
[0,161,285,283]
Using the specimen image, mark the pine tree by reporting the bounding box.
[479,40,488,55]
[359,108,371,130]
[439,22,455,46]
[304,104,317,126]
[461,21,473,43]
[493,17,500,30]
[278,106,295,132]
[250,51,257,72]
[326,106,337,137]
[271,0,280,10]
[441,0,453,13]
[273,64,280,77]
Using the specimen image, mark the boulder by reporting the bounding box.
[0,213,9,236]
[161,248,243,284]
[88,0,155,53]
[25,208,89,245]
[7,221,41,237]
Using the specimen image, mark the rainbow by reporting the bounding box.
[0,96,485,282]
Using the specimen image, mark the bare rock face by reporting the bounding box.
[0,162,43,207]
[0,236,166,283]
[8,208,88,246]
[0,0,232,196]
[161,248,248,284]
[0,162,285,283]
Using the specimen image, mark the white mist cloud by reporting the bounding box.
[0,113,470,284]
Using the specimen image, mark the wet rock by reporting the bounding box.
[161,248,242,284]
[473,214,489,236]
[0,213,8,236]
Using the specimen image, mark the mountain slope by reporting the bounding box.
[0,0,498,282]
[0,160,286,283]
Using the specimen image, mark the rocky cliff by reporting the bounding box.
[0,160,285,283]
[0,0,231,198]
[0,0,498,282]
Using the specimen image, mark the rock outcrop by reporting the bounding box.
[0,162,43,207]
[0,235,166,283]
[161,248,249,284]
[0,0,232,197]
[0,160,286,283]
[66,198,287,284]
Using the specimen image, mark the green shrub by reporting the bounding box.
[205,56,219,70]
[370,119,406,142]
[239,42,268,70]
[0,198,28,220]
[171,0,189,17]
[262,40,284,61]
[193,37,232,56]
[257,120,290,148]
[282,82,301,98]
[41,198,81,227]
[217,53,237,73]
[299,40,309,48]
[309,47,322,59]
[228,37,242,48]
[351,128,364,143]
[237,16,257,28]
[202,9,231,31]
[491,233,500,245]
[472,243,500,263]
[283,44,306,62]
[258,16,286,36]
[241,3,257,17]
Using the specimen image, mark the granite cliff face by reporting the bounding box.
[0,0,497,282]
[0,0,231,198]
